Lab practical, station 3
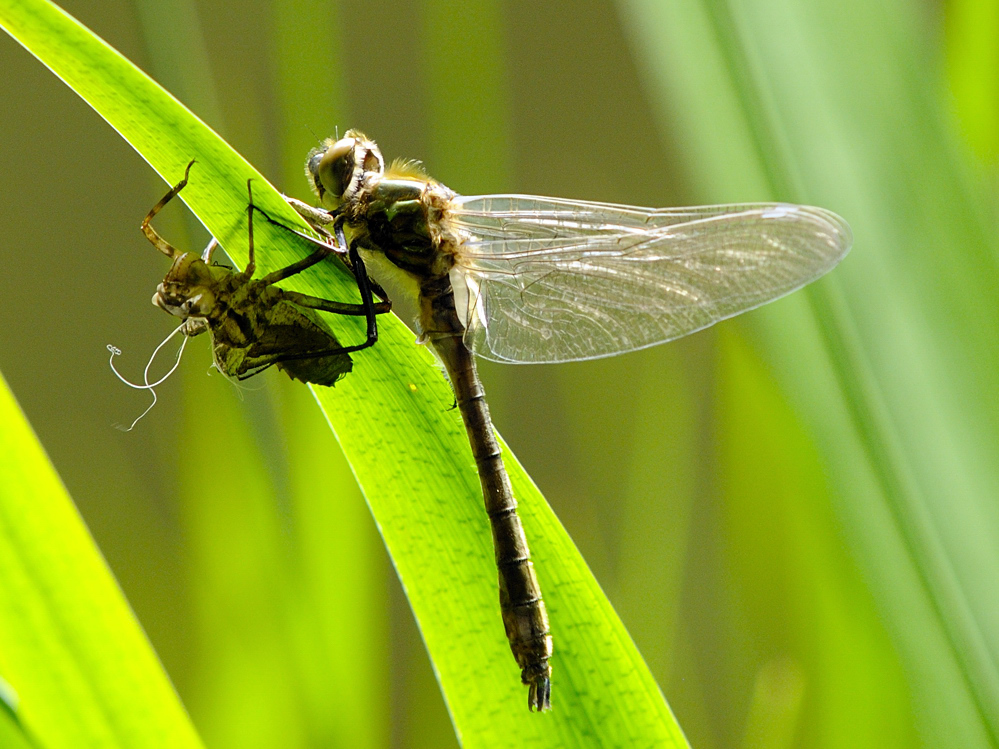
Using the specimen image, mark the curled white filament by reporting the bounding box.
[108,324,189,431]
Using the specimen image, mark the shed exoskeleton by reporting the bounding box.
[143,161,391,386]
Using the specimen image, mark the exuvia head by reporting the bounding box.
[152,252,218,321]
[305,129,384,211]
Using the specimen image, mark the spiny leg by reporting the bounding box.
[142,160,195,258]
[250,205,345,264]
[254,202,388,299]
[258,243,336,285]
[245,179,342,282]
[286,195,337,228]
[344,226,381,352]
[248,199,389,353]
[281,290,391,317]
[245,196,348,285]
[243,179,258,279]
[247,195,386,319]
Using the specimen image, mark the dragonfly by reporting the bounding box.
[120,160,391,398]
[283,130,853,711]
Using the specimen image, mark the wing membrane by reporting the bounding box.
[448,195,852,363]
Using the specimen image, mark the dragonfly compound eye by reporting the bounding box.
[314,137,356,203]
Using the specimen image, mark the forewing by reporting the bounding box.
[449,196,852,363]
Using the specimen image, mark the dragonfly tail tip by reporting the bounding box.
[527,675,552,712]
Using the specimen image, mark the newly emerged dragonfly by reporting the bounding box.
[286,131,852,711]
[117,161,393,405]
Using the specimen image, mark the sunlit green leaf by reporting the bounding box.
[0,372,203,748]
[0,0,687,744]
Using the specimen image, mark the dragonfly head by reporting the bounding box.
[305,129,384,212]
[153,252,218,322]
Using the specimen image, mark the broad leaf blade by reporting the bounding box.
[0,371,203,748]
[0,0,687,744]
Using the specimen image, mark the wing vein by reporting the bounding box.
[446,195,852,363]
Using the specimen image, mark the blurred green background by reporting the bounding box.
[1,0,997,746]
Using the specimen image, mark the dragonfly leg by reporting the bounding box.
[270,201,391,300]
[258,244,336,285]
[142,160,195,259]
[339,220,382,353]
[250,194,386,354]
[281,290,391,317]
[248,190,371,300]
[250,203,345,259]
[286,195,337,228]
[242,179,258,278]
[247,201,369,291]
[272,229,384,356]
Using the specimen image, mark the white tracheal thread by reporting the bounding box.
[107,324,189,431]
[209,363,265,400]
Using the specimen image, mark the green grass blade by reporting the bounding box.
[0,673,40,748]
[0,371,203,748]
[945,0,999,167]
[174,361,393,749]
[0,0,688,743]
[619,0,999,744]
[423,0,512,193]
[278,384,392,747]
[717,331,916,748]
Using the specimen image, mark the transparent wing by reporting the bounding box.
[448,195,852,363]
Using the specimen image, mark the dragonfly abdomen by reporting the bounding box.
[429,323,553,712]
